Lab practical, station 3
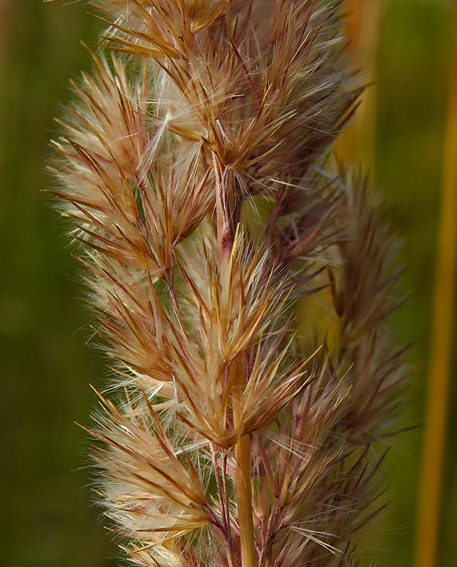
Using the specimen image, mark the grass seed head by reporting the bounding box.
[48,1,407,566]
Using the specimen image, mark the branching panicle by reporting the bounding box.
[48,1,407,566]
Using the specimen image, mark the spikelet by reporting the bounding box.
[48,1,407,566]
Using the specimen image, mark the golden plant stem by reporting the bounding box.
[302,0,382,348]
[216,153,256,566]
[335,0,362,162]
[232,360,257,567]
[336,0,381,168]
[414,22,457,567]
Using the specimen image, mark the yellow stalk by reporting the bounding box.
[336,0,381,169]
[414,22,457,567]
[301,0,382,349]
[232,359,257,567]
[335,0,362,162]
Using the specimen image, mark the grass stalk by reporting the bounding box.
[336,0,381,169]
[414,17,457,567]
[233,359,257,567]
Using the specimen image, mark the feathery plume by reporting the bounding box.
[47,1,407,566]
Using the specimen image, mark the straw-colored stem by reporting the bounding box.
[211,445,236,567]
[335,0,362,162]
[414,21,457,567]
[336,0,381,169]
[215,149,256,567]
[232,360,257,567]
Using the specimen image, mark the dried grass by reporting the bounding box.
[47,2,407,566]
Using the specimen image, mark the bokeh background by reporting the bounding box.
[0,0,456,566]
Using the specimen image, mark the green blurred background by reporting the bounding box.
[0,0,456,565]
